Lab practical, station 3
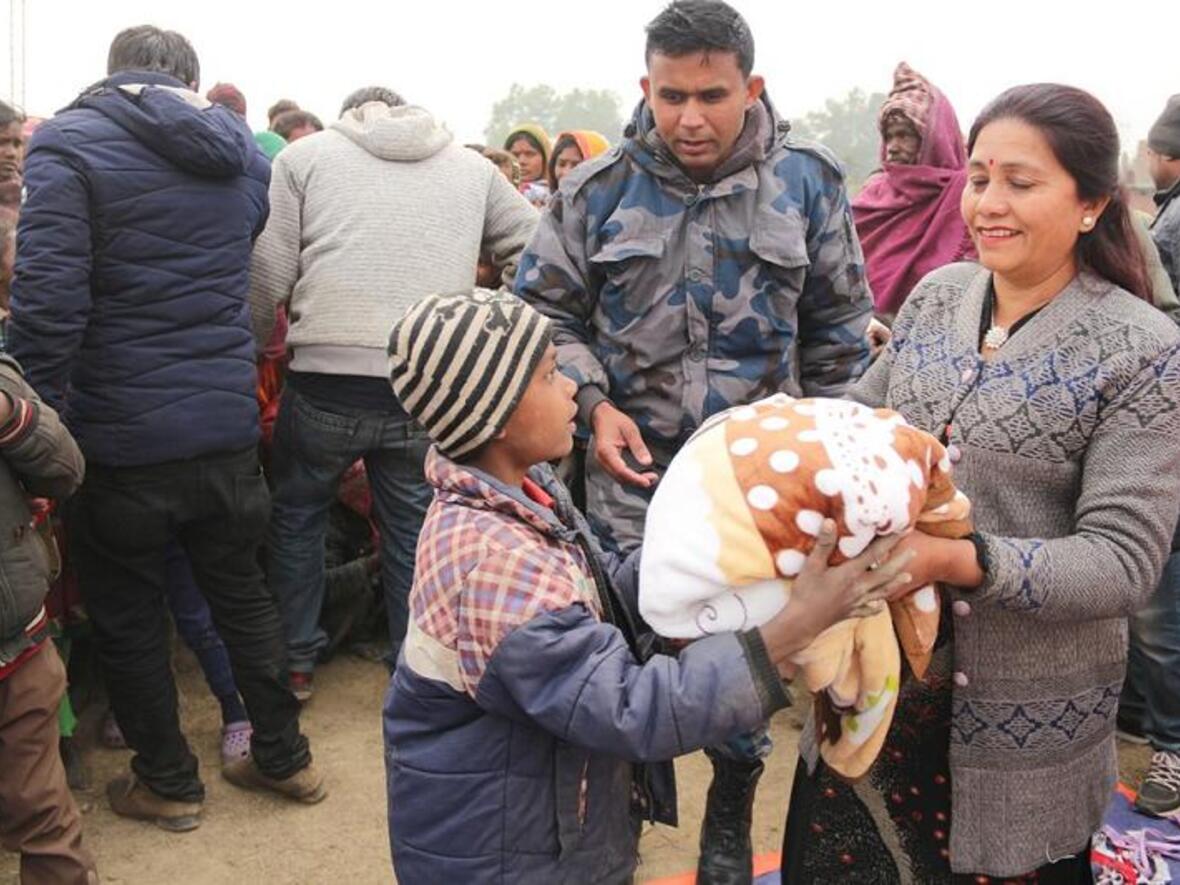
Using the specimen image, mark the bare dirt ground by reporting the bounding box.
[0,647,1156,884]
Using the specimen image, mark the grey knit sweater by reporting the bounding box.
[248,102,538,377]
[838,262,1180,876]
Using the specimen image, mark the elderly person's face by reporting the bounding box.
[962,117,1107,289]
[0,122,22,183]
[882,115,920,165]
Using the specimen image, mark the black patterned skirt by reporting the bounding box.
[780,642,1093,884]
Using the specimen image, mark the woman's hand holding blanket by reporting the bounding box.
[885,532,982,601]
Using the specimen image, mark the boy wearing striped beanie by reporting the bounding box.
[381,288,909,882]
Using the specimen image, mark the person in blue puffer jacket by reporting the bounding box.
[8,25,323,831]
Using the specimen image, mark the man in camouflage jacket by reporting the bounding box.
[515,2,872,882]
[517,84,870,554]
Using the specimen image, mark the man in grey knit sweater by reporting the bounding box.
[249,86,538,696]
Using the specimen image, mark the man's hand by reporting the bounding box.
[868,317,892,359]
[591,402,659,488]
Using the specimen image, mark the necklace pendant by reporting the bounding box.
[983,325,1009,350]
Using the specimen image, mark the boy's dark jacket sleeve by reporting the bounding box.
[0,357,85,499]
[473,605,789,763]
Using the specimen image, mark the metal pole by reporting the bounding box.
[18,0,24,108]
[8,0,15,105]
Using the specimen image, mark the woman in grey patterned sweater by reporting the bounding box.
[782,85,1180,883]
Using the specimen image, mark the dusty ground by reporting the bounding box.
[0,647,1158,884]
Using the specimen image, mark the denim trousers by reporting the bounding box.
[164,540,239,705]
[266,387,432,673]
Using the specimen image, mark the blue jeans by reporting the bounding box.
[1121,550,1180,753]
[164,541,239,704]
[267,387,432,673]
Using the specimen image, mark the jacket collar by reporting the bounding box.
[425,448,580,541]
[69,70,188,110]
[953,265,1109,365]
[1155,177,1180,213]
[622,91,785,191]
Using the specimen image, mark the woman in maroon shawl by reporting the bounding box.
[854,63,975,317]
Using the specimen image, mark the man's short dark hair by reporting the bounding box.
[339,87,405,118]
[0,100,25,129]
[267,99,300,126]
[107,25,200,87]
[645,0,754,78]
[272,110,324,140]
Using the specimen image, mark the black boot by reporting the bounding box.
[696,747,764,885]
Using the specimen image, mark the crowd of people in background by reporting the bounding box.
[1,1,1180,883]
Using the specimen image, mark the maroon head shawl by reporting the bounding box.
[853,63,975,316]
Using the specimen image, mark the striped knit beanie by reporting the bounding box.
[388,289,552,459]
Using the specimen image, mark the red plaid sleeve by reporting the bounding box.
[409,469,599,699]
[454,539,590,697]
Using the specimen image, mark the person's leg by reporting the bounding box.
[1129,550,1180,816]
[697,726,773,885]
[53,635,90,791]
[179,448,312,784]
[163,540,247,725]
[266,387,362,676]
[362,406,432,666]
[554,438,588,511]
[585,439,771,884]
[70,471,204,804]
[0,643,97,884]
[1118,646,1149,741]
[582,444,656,555]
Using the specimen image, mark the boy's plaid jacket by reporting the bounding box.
[384,448,788,883]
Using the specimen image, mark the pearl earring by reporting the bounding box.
[1083,216,1094,227]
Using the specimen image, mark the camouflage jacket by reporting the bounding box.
[515,95,872,451]
[1153,178,1180,296]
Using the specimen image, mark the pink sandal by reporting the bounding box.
[220,721,252,765]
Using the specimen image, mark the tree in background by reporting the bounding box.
[485,84,625,148]
[788,88,887,195]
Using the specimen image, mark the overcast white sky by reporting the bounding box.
[5,0,1176,153]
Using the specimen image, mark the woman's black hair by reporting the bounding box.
[967,84,1151,301]
[547,134,581,191]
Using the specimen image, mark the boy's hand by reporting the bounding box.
[591,402,658,488]
[758,520,914,670]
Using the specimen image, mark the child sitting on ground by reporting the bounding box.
[381,289,914,883]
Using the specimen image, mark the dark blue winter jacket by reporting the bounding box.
[384,452,791,883]
[8,71,269,466]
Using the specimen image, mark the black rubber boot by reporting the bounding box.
[696,747,765,885]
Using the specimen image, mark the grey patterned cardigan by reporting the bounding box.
[846,261,1180,876]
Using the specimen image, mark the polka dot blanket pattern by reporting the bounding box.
[639,394,972,779]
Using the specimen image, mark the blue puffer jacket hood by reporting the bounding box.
[71,71,255,179]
